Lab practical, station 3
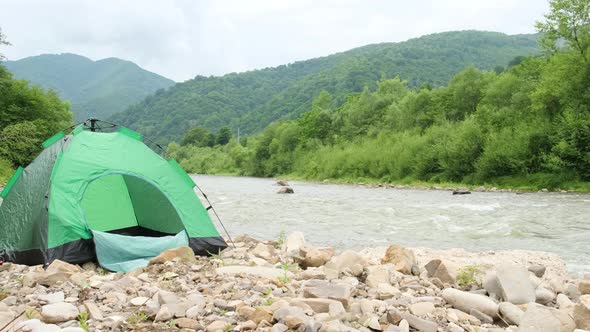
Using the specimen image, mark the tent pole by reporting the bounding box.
[194,183,236,248]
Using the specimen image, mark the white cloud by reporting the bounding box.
[0,0,549,81]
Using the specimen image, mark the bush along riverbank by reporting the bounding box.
[1,232,589,331]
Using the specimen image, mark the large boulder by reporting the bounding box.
[41,302,79,323]
[303,280,353,307]
[300,247,335,269]
[498,302,524,326]
[574,295,590,330]
[285,232,306,256]
[491,264,536,304]
[148,246,196,265]
[324,250,367,279]
[424,259,459,284]
[442,288,499,318]
[381,245,417,275]
[365,265,391,288]
[252,243,278,262]
[520,303,575,332]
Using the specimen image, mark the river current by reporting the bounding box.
[192,175,590,274]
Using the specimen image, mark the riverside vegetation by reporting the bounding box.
[0,231,589,332]
[168,0,590,192]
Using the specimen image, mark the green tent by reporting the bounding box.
[0,125,227,271]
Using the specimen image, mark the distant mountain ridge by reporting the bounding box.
[109,30,539,144]
[3,53,175,121]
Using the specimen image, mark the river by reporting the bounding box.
[192,175,590,274]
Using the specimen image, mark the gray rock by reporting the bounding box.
[483,271,502,299]
[494,263,536,304]
[304,280,352,307]
[324,250,367,279]
[536,287,556,304]
[528,265,546,277]
[297,298,343,313]
[386,308,401,324]
[400,312,437,332]
[521,303,576,332]
[519,304,561,332]
[447,322,465,332]
[158,290,179,304]
[442,288,499,318]
[277,186,294,194]
[271,323,289,332]
[365,265,390,288]
[498,302,524,325]
[376,283,400,300]
[155,305,174,321]
[469,308,493,324]
[84,301,104,320]
[14,319,61,332]
[409,302,435,316]
[329,301,346,317]
[285,232,306,256]
[41,302,79,323]
[424,259,459,284]
[319,319,352,332]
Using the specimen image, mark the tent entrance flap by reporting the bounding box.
[80,174,185,234]
[92,230,189,272]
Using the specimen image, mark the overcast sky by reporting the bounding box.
[0,0,549,82]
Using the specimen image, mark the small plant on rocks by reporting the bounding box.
[77,312,89,331]
[276,230,286,247]
[127,311,149,324]
[457,265,482,289]
[277,263,291,284]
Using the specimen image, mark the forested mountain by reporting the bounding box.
[111,31,539,143]
[4,53,174,121]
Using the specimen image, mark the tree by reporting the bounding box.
[0,27,10,61]
[0,66,72,166]
[216,126,232,145]
[180,126,211,147]
[536,0,590,61]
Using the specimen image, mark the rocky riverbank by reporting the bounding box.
[0,233,589,332]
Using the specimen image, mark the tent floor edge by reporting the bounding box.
[0,248,46,266]
[46,239,96,266]
[188,236,228,256]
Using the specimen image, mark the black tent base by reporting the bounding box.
[0,233,227,267]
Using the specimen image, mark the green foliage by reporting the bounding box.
[277,263,292,284]
[127,311,149,324]
[111,31,539,144]
[0,65,73,167]
[0,159,13,185]
[536,0,590,61]
[77,312,89,331]
[181,126,213,147]
[457,265,483,289]
[4,53,174,121]
[216,126,232,145]
[166,7,590,191]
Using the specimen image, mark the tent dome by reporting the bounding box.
[0,125,227,271]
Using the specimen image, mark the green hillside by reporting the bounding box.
[4,53,175,121]
[110,30,539,143]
